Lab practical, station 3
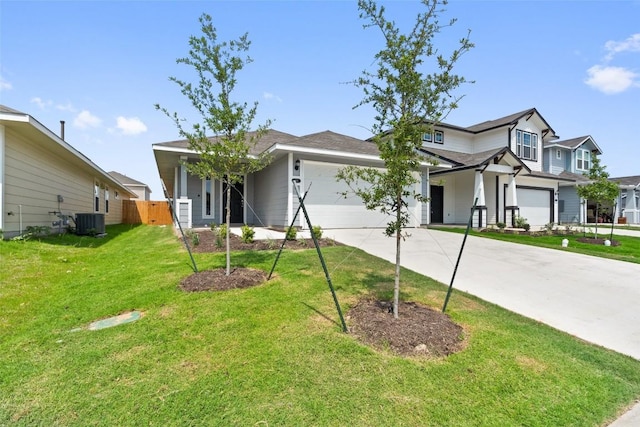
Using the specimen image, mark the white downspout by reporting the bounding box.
[287,153,293,228]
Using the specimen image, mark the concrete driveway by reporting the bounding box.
[325,227,640,426]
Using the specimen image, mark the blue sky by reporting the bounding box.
[1,0,638,198]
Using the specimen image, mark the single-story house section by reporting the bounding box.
[0,105,137,239]
[611,175,640,224]
[153,130,450,230]
[108,171,152,201]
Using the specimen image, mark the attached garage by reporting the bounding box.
[517,186,553,226]
[300,160,405,228]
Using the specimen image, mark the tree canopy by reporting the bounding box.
[338,0,473,318]
[156,13,272,275]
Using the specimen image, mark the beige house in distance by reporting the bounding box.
[108,171,152,201]
[0,105,136,239]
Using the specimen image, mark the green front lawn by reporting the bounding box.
[1,225,639,426]
[431,226,640,264]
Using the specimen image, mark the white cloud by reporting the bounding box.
[604,33,640,62]
[56,102,76,112]
[263,92,283,103]
[584,65,639,94]
[30,97,53,109]
[0,76,12,92]
[116,116,147,135]
[73,110,102,129]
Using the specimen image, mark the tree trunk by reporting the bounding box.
[393,193,402,319]
[225,180,231,276]
[594,203,599,238]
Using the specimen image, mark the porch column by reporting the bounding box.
[425,169,430,225]
[625,187,639,224]
[472,170,487,228]
[505,174,519,227]
[179,156,188,199]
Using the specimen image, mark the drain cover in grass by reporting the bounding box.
[87,311,142,330]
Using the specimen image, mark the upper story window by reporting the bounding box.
[515,130,538,161]
[556,149,562,160]
[422,130,444,144]
[576,149,591,171]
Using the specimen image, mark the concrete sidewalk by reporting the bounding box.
[324,227,640,426]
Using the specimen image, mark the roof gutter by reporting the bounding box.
[1,111,136,198]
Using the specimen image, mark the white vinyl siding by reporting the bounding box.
[422,128,472,152]
[472,128,506,153]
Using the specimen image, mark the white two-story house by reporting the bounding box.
[419,108,571,228]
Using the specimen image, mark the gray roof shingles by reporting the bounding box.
[153,129,380,157]
[610,175,640,186]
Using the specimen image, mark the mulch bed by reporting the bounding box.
[348,299,465,358]
[190,230,340,253]
[180,267,267,292]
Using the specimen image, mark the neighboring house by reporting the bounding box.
[0,105,136,239]
[419,108,572,228]
[152,107,617,230]
[542,135,603,224]
[108,171,152,201]
[610,175,640,224]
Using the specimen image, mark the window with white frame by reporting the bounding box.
[421,130,444,144]
[556,149,561,160]
[576,149,591,171]
[434,130,444,144]
[203,177,213,218]
[94,182,100,212]
[105,187,110,214]
[515,130,538,161]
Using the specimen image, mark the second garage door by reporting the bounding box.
[517,187,553,226]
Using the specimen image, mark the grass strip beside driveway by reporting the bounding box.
[431,226,640,264]
[1,224,640,426]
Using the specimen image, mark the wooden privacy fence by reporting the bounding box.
[122,200,173,225]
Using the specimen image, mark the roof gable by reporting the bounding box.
[152,129,299,156]
[421,146,531,174]
[544,135,602,154]
[108,171,149,188]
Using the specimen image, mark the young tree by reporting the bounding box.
[576,154,619,238]
[337,0,473,318]
[156,13,271,275]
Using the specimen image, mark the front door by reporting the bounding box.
[222,181,244,223]
[430,185,444,223]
